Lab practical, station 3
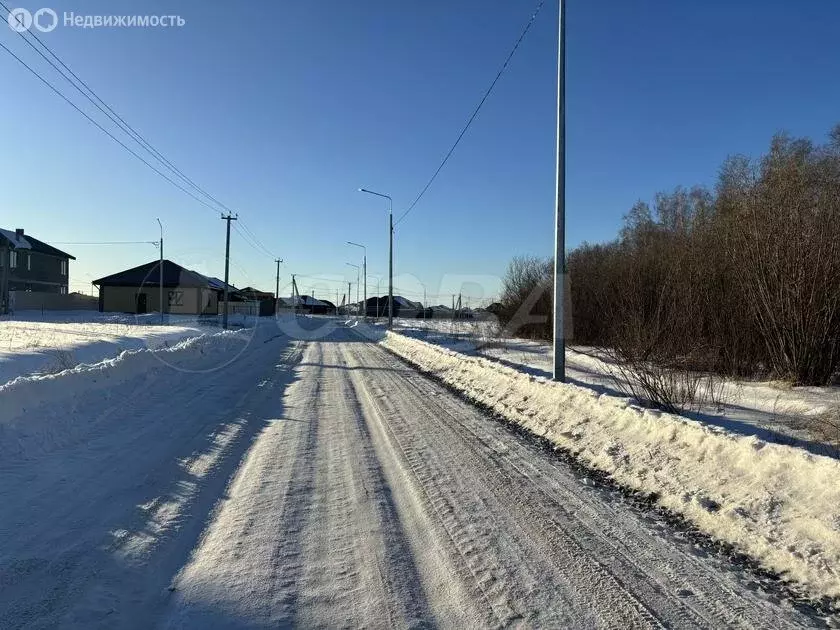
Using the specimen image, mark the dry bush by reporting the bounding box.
[500,124,840,402]
[807,406,840,448]
[497,256,553,341]
[719,129,840,385]
[41,349,77,375]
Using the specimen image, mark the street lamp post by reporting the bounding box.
[347,241,366,317]
[358,188,393,328]
[552,0,566,382]
[367,274,382,319]
[346,263,360,315]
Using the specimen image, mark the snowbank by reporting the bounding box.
[0,328,256,461]
[394,319,840,450]
[0,311,257,387]
[382,330,840,603]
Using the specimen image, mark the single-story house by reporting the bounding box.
[238,287,276,316]
[279,295,336,315]
[364,295,425,318]
[92,259,240,315]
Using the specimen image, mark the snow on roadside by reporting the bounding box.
[381,329,840,604]
[394,319,840,450]
[0,326,258,461]
[0,311,257,387]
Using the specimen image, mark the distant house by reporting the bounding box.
[485,302,503,317]
[238,287,276,316]
[279,295,335,315]
[239,287,274,301]
[0,228,75,312]
[364,295,424,318]
[92,259,240,315]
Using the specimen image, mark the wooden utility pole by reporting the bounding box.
[221,214,237,329]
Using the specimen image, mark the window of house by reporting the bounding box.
[60,259,67,275]
[60,286,67,295]
[27,254,31,271]
[10,251,17,269]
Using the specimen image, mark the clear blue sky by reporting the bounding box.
[2,0,839,305]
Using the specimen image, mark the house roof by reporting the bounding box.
[0,228,75,260]
[393,296,423,309]
[240,286,274,297]
[92,259,238,292]
[279,295,333,308]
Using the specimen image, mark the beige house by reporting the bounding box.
[93,259,237,315]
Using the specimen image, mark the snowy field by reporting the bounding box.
[392,318,840,455]
[0,310,255,388]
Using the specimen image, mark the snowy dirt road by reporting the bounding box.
[0,322,821,628]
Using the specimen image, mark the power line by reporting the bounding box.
[394,0,546,227]
[51,240,157,245]
[295,274,349,285]
[0,11,280,264]
[235,221,277,260]
[0,39,224,217]
[0,1,230,215]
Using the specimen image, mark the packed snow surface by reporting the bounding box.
[382,329,840,603]
[0,317,818,627]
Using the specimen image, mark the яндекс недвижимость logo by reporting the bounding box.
[7,7,58,32]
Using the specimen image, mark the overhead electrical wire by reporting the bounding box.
[0,40,227,217]
[394,0,545,227]
[0,1,229,215]
[0,8,280,260]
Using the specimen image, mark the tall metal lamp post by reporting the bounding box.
[552,0,566,382]
[347,241,366,317]
[358,188,393,328]
[345,262,360,314]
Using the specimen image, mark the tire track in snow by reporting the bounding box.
[344,342,653,629]
[318,341,435,628]
[341,338,817,628]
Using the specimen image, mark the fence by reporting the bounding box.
[9,291,98,312]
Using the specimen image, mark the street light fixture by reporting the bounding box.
[345,262,360,314]
[358,188,393,328]
[347,241,366,317]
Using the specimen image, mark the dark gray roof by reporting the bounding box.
[0,228,75,260]
[93,260,237,291]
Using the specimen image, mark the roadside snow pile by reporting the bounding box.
[382,330,840,603]
[0,312,235,386]
[0,328,257,461]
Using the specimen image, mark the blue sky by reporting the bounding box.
[2,0,839,305]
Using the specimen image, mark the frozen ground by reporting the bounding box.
[0,310,254,387]
[0,317,822,627]
[393,318,840,455]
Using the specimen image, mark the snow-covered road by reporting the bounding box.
[0,322,819,628]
